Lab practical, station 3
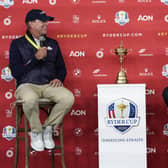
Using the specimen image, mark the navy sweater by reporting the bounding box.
[9,31,67,87]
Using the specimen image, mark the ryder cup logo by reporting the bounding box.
[1,67,13,82]
[162,64,168,78]
[2,126,16,141]
[0,0,14,8]
[105,98,140,134]
[115,11,129,26]
[161,0,168,5]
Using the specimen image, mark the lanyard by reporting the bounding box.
[24,34,40,50]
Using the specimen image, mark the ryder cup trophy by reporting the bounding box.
[112,41,129,84]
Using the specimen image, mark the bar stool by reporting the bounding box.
[14,98,66,168]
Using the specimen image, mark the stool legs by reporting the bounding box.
[60,122,66,168]
[24,117,29,168]
[14,105,66,168]
[14,106,19,168]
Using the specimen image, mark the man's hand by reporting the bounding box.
[49,79,63,87]
[35,47,47,60]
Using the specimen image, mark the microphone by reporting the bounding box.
[39,35,47,60]
[39,35,46,47]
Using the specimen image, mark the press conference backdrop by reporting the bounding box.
[1,0,168,168]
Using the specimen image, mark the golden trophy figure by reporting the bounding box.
[112,41,129,84]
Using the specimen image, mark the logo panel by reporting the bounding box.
[105,98,140,134]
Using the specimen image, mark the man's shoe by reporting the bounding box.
[43,126,55,149]
[30,132,44,151]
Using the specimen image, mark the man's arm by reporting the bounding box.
[54,41,67,83]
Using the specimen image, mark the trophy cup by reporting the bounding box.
[112,41,129,84]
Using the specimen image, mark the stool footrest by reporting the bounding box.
[14,99,66,168]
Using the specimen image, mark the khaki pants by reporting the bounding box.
[15,83,74,132]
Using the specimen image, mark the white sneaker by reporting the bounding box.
[43,126,55,149]
[30,132,44,151]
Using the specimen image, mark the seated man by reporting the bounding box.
[9,9,74,151]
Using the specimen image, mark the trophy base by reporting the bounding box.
[115,70,128,84]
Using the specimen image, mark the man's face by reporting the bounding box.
[29,19,48,35]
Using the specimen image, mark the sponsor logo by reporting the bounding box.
[92,69,108,77]
[70,109,86,116]
[138,15,153,22]
[49,0,56,5]
[137,0,152,2]
[6,109,13,118]
[138,48,153,56]
[2,125,16,141]
[91,0,107,4]
[48,150,61,156]
[30,150,37,156]
[6,148,14,158]
[157,32,168,36]
[163,123,168,136]
[22,0,38,4]
[118,0,125,2]
[75,146,82,155]
[147,127,155,135]
[5,90,13,99]
[165,48,168,56]
[73,128,83,136]
[115,11,129,26]
[69,50,86,57]
[1,67,13,82]
[94,128,98,136]
[0,0,14,8]
[73,88,81,97]
[56,33,88,39]
[70,0,80,4]
[146,89,155,96]
[165,15,168,23]
[162,64,168,78]
[105,98,140,134]
[73,68,82,77]
[4,50,9,59]
[139,68,153,76]
[53,127,60,137]
[48,20,61,24]
[4,16,12,26]
[102,32,143,38]
[161,0,168,5]
[72,15,80,24]
[147,147,156,154]
[2,35,21,40]
[92,15,106,24]
[96,48,104,58]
